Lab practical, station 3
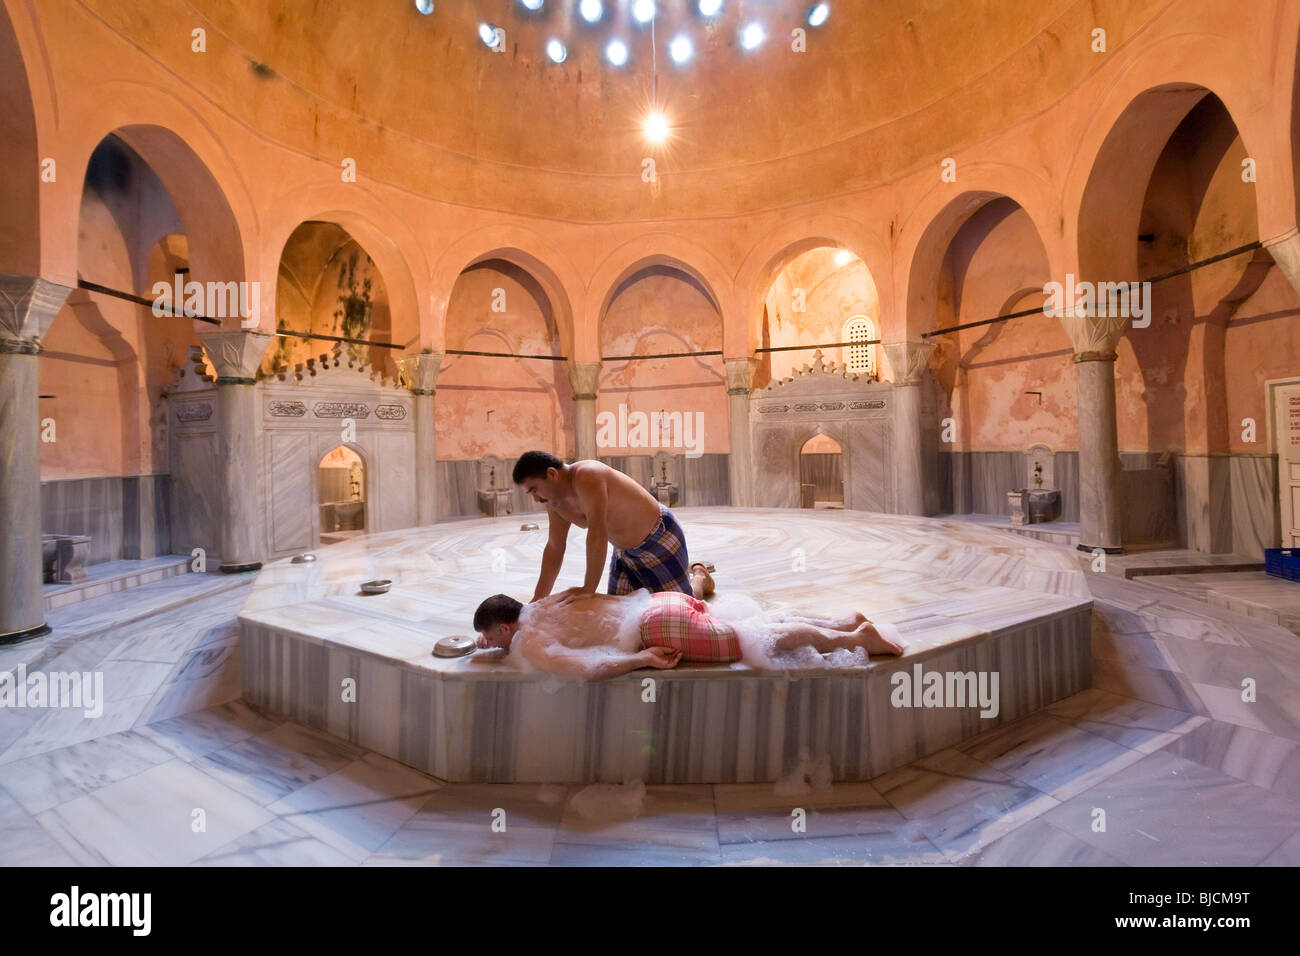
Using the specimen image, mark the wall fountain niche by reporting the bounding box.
[1008,443,1062,525]
[799,433,844,508]
[477,455,513,517]
[750,351,896,512]
[318,445,366,542]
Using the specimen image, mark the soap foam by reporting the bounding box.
[709,594,901,671]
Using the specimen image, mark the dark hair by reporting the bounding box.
[473,594,524,632]
[512,450,563,485]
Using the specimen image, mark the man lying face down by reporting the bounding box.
[472,585,905,682]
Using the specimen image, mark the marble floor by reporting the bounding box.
[2,518,1299,865]
[1133,571,1300,638]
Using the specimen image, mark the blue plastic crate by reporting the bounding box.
[1264,549,1300,582]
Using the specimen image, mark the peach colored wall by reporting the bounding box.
[1225,269,1300,453]
[928,203,1073,452]
[597,270,727,456]
[759,248,881,385]
[436,262,569,460]
[9,0,1300,480]
[40,140,197,480]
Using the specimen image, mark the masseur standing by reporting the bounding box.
[511,450,692,603]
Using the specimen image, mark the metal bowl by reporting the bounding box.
[291,553,318,564]
[433,635,477,658]
[520,522,539,531]
[359,579,392,595]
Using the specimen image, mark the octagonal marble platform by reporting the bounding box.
[238,508,1092,783]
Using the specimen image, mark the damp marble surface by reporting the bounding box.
[237,508,1093,782]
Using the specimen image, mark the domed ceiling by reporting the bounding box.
[92,0,1161,219]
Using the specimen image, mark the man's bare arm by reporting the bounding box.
[532,511,571,602]
[573,469,610,594]
[523,638,680,681]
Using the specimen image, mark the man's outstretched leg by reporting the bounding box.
[769,609,868,631]
[771,620,904,656]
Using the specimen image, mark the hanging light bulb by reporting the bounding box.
[644,110,669,144]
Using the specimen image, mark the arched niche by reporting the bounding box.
[318,444,366,542]
[799,433,845,508]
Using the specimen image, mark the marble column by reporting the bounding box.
[199,330,273,572]
[397,351,444,526]
[725,358,758,507]
[1059,309,1128,554]
[567,362,602,462]
[1073,352,1124,552]
[883,341,935,516]
[0,275,72,643]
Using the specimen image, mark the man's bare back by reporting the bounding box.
[511,451,692,602]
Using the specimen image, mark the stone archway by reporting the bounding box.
[799,433,845,508]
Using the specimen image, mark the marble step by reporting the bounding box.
[0,571,253,678]
[43,555,194,611]
[1000,523,1082,548]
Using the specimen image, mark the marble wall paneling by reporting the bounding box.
[1120,464,1178,547]
[1229,454,1280,558]
[169,433,220,558]
[848,422,891,512]
[936,451,955,513]
[1053,452,1080,522]
[40,477,126,565]
[1174,455,1233,553]
[681,453,731,506]
[753,425,801,508]
[42,477,123,565]
[121,475,171,560]
[437,460,479,519]
[269,432,313,554]
[376,431,416,531]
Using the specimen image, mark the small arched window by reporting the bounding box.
[841,316,876,376]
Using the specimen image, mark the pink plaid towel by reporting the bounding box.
[639,591,742,663]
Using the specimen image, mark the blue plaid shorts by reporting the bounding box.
[606,505,692,595]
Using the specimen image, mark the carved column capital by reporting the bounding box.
[1058,307,1129,356]
[0,274,73,354]
[883,341,935,384]
[725,357,759,395]
[1264,229,1300,300]
[567,361,602,401]
[398,351,445,395]
[198,330,274,384]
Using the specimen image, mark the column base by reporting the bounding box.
[220,562,263,574]
[1077,544,1125,555]
[0,622,52,646]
